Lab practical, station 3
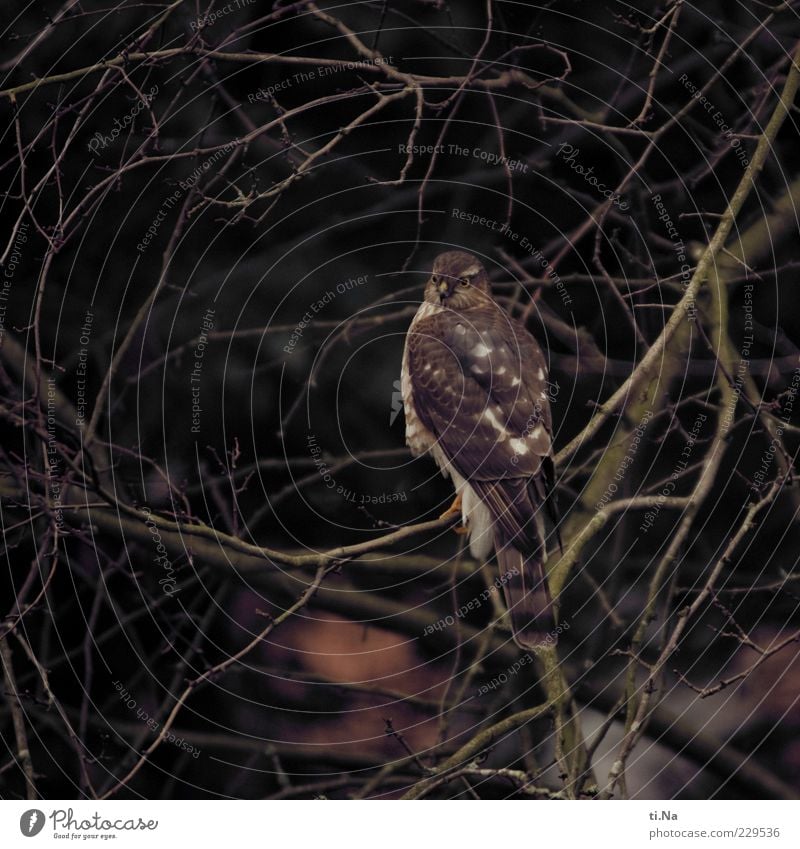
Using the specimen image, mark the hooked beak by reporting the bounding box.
[435,279,449,301]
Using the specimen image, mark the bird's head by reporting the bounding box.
[423,251,491,309]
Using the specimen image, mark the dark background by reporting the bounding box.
[1,0,799,799]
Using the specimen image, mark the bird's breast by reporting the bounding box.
[401,302,443,458]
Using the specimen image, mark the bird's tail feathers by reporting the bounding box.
[496,545,557,651]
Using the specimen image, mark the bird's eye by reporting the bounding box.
[459,277,469,287]
[432,275,440,284]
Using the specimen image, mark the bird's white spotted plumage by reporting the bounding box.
[400,250,558,650]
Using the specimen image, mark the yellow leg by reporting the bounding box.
[439,493,469,535]
[439,493,462,520]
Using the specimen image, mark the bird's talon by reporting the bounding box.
[439,493,462,521]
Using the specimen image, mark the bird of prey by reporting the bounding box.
[401,250,558,649]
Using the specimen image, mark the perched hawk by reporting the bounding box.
[401,251,557,649]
